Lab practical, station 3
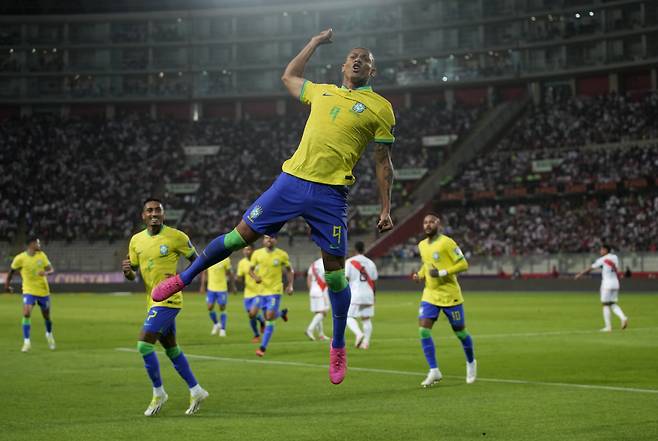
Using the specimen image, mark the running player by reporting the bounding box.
[152,28,395,385]
[250,235,294,357]
[306,254,329,341]
[122,198,208,416]
[236,245,266,342]
[345,241,378,350]
[200,258,234,337]
[412,214,476,387]
[575,244,628,332]
[4,237,55,352]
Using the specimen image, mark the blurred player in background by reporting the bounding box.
[575,244,628,332]
[306,254,329,341]
[122,198,208,416]
[152,28,396,385]
[236,245,266,342]
[250,235,293,357]
[412,214,476,387]
[345,241,378,350]
[200,257,235,337]
[4,237,55,352]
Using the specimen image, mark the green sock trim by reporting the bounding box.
[419,327,432,339]
[22,317,31,325]
[455,330,470,340]
[325,269,348,291]
[266,320,276,328]
[224,229,247,251]
[137,341,156,355]
[166,345,182,359]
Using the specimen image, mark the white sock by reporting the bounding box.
[308,313,323,334]
[190,384,204,395]
[24,338,30,344]
[346,317,363,338]
[362,319,373,344]
[602,306,612,329]
[153,386,165,397]
[610,304,627,321]
[316,315,325,336]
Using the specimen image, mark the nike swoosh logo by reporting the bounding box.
[322,92,332,96]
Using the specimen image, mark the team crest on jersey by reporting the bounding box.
[37,260,43,266]
[351,102,366,113]
[432,252,440,260]
[273,259,280,266]
[248,205,263,222]
[160,245,169,256]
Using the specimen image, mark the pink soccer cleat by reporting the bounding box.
[151,274,185,302]
[329,342,347,385]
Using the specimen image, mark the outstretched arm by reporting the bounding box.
[374,143,394,233]
[574,268,592,279]
[281,28,333,98]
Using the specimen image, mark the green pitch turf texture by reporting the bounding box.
[1,291,657,441]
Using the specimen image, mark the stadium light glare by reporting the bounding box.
[575,13,581,19]
[442,76,448,82]
[589,11,595,17]
[9,48,13,53]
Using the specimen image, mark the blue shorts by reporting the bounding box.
[23,294,50,310]
[419,302,466,330]
[243,172,349,256]
[243,296,261,312]
[206,290,228,306]
[142,306,180,336]
[261,294,282,314]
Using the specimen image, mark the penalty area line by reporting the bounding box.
[115,347,658,395]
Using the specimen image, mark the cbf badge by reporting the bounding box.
[273,259,280,266]
[432,252,440,261]
[351,102,366,113]
[160,245,169,256]
[248,205,263,222]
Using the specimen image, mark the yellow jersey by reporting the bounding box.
[417,234,467,307]
[128,225,196,309]
[250,247,290,295]
[281,81,395,186]
[11,251,51,296]
[207,258,231,292]
[237,257,260,298]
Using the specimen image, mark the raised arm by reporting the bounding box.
[574,267,593,279]
[281,28,333,98]
[374,143,395,233]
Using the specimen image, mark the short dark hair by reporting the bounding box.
[425,212,441,220]
[25,236,39,245]
[350,47,375,66]
[143,197,163,208]
[355,241,365,253]
[601,243,612,253]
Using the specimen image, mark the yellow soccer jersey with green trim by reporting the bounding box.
[11,251,51,296]
[237,257,260,298]
[250,247,290,295]
[418,235,466,307]
[128,225,196,309]
[207,258,231,292]
[281,81,396,186]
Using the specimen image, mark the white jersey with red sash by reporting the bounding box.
[592,253,620,290]
[345,254,378,305]
[307,258,327,297]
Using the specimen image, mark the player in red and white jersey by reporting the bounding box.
[345,242,378,349]
[575,244,628,332]
[305,256,329,341]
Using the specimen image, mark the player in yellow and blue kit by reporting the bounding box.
[122,198,208,416]
[200,257,234,337]
[152,28,396,385]
[250,235,294,357]
[236,245,266,342]
[4,237,55,353]
[412,214,477,387]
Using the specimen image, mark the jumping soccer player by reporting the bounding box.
[200,258,235,337]
[236,245,266,342]
[306,254,329,341]
[4,237,55,352]
[122,198,208,416]
[151,28,395,385]
[575,244,628,332]
[412,214,476,387]
[250,235,294,356]
[345,241,378,350]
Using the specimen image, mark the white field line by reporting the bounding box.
[115,347,658,395]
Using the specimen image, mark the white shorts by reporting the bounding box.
[348,304,374,318]
[310,295,329,313]
[600,288,619,303]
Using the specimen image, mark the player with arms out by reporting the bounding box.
[345,241,378,350]
[236,245,266,342]
[122,198,209,416]
[575,244,628,332]
[306,254,329,341]
[151,28,395,384]
[412,214,476,387]
[250,235,294,356]
[200,257,235,337]
[4,237,55,352]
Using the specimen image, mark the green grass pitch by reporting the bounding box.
[1,290,657,441]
